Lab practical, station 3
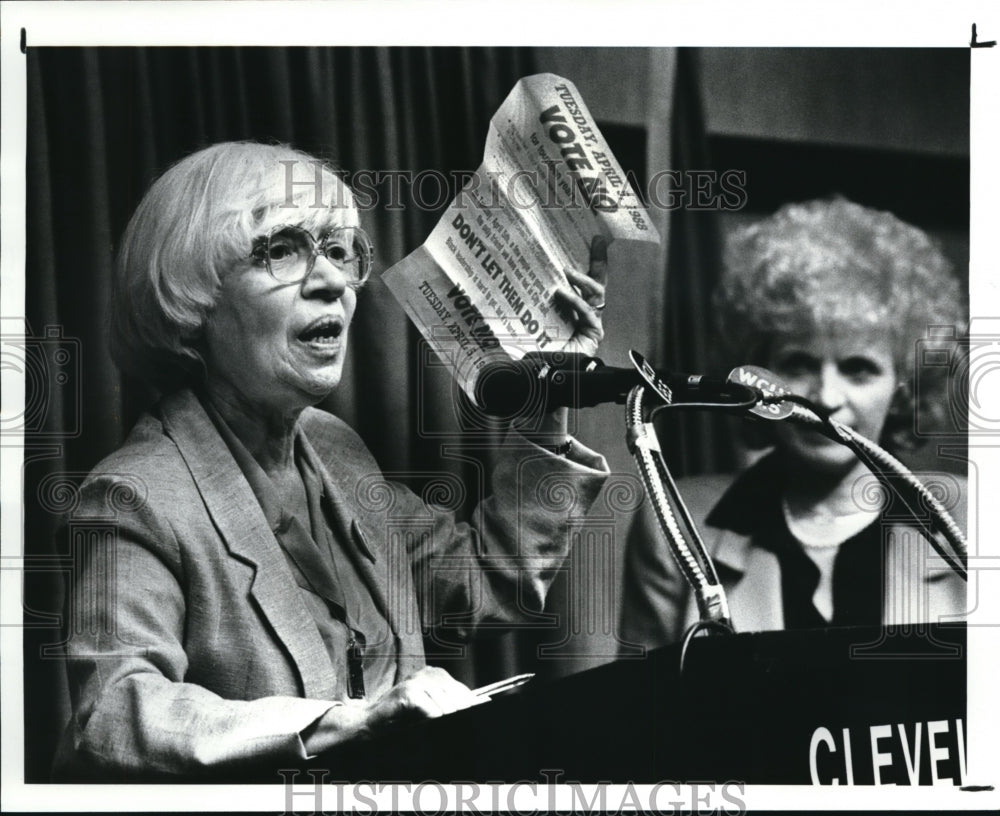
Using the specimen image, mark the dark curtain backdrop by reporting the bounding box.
[22,45,547,780]
[657,49,736,477]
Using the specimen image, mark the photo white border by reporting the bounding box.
[2,0,998,811]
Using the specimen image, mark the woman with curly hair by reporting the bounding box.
[620,197,966,646]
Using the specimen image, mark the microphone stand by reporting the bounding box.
[625,383,734,632]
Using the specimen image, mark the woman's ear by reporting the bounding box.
[880,377,920,453]
[890,377,914,418]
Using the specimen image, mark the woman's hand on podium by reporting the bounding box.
[303,666,480,753]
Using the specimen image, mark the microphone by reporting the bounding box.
[725,364,795,421]
[473,351,754,416]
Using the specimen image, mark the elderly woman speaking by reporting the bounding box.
[55,142,610,779]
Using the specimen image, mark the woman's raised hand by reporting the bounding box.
[554,234,609,358]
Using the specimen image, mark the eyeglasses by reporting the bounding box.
[249,224,374,287]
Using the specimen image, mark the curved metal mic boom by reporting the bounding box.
[732,363,968,580]
[625,370,733,631]
[765,395,969,580]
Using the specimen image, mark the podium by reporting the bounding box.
[312,624,966,785]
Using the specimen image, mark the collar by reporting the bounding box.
[698,452,789,576]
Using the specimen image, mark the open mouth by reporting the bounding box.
[298,317,344,345]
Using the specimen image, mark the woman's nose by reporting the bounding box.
[813,363,846,411]
[301,253,349,298]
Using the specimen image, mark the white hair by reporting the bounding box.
[110,141,358,389]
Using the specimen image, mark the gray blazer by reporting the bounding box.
[620,457,967,650]
[55,388,607,778]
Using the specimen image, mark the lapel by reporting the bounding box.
[695,527,785,634]
[684,456,787,633]
[296,427,425,680]
[159,388,337,700]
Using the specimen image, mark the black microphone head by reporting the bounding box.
[473,351,606,417]
[473,356,545,418]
